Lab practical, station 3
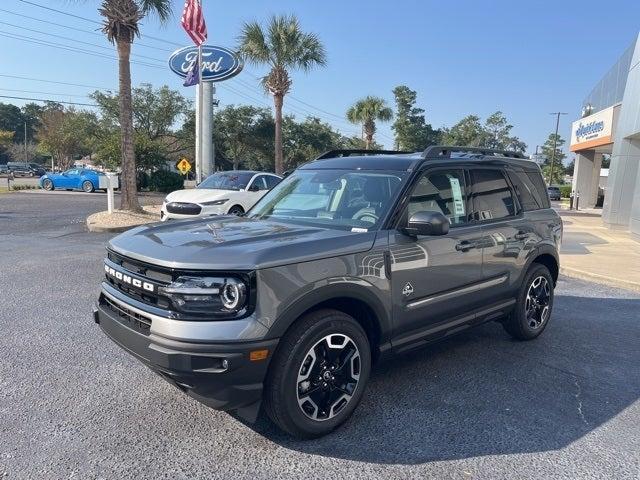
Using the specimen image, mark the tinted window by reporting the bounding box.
[249,169,406,230]
[527,170,551,208]
[471,169,516,220]
[250,176,268,191]
[197,172,254,190]
[265,175,281,189]
[408,169,468,226]
[507,169,549,211]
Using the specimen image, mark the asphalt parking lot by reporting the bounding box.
[1,192,639,479]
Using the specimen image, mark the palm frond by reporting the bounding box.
[137,0,172,23]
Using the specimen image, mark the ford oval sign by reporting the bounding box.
[168,45,243,82]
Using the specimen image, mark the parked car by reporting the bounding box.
[94,146,562,438]
[39,168,105,192]
[7,162,46,177]
[160,170,282,220]
[547,185,561,201]
[0,164,8,175]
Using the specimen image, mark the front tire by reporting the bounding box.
[82,180,94,193]
[228,205,244,216]
[503,264,554,340]
[264,309,371,439]
[42,179,54,191]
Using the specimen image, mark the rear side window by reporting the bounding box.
[407,169,468,226]
[470,169,516,221]
[507,169,550,211]
[265,175,281,189]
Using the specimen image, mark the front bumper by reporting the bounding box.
[93,294,278,416]
[160,202,226,221]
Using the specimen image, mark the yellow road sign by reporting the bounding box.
[176,158,192,175]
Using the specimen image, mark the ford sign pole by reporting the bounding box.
[197,39,203,184]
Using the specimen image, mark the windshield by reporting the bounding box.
[198,172,254,191]
[248,169,407,230]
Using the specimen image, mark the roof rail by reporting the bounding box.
[315,149,412,160]
[421,146,526,159]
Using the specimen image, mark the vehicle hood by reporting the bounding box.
[165,188,235,204]
[108,216,377,270]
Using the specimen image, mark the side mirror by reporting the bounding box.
[404,211,450,237]
[247,184,260,192]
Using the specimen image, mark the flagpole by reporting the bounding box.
[197,40,203,184]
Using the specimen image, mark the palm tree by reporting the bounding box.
[346,96,393,149]
[238,15,326,175]
[99,0,172,211]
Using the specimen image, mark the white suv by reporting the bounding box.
[161,170,281,221]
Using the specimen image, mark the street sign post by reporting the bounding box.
[177,158,192,175]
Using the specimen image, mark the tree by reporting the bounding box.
[214,105,273,170]
[540,132,566,184]
[391,85,440,151]
[238,14,326,175]
[346,96,393,149]
[36,105,98,170]
[98,0,172,212]
[441,115,487,147]
[484,111,526,153]
[282,116,344,169]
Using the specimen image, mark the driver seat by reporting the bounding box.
[351,178,388,224]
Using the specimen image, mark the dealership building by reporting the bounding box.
[571,33,640,237]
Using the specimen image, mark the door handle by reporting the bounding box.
[455,240,477,252]
[514,231,528,240]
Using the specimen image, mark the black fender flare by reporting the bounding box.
[522,242,560,283]
[267,281,392,347]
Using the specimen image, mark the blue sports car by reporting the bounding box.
[39,168,105,193]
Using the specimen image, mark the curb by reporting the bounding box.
[86,220,134,233]
[560,266,640,293]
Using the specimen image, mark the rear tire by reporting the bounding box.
[264,309,371,439]
[503,263,554,340]
[82,180,94,193]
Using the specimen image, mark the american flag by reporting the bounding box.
[181,0,207,46]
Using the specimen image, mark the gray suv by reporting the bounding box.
[94,146,562,438]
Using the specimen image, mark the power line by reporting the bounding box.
[0,74,113,91]
[18,0,101,24]
[18,0,184,48]
[0,31,165,69]
[0,95,97,107]
[0,21,166,62]
[0,7,169,52]
[0,88,91,98]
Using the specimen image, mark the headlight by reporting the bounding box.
[200,198,229,206]
[160,276,248,316]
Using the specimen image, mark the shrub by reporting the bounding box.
[149,169,184,193]
[560,185,572,198]
[137,171,150,190]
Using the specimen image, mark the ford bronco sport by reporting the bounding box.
[94,146,562,438]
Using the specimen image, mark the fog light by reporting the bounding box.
[222,359,229,369]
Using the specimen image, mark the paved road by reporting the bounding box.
[1,193,639,479]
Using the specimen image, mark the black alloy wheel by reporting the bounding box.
[264,309,371,438]
[503,263,554,340]
[296,333,361,421]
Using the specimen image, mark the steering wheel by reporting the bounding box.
[353,211,379,224]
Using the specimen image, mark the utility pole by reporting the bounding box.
[548,112,567,185]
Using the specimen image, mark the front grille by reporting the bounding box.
[101,294,151,335]
[106,250,173,309]
[166,202,201,215]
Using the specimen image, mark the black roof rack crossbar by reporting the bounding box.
[315,149,412,160]
[422,146,526,159]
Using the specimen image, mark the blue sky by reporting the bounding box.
[2,0,640,159]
